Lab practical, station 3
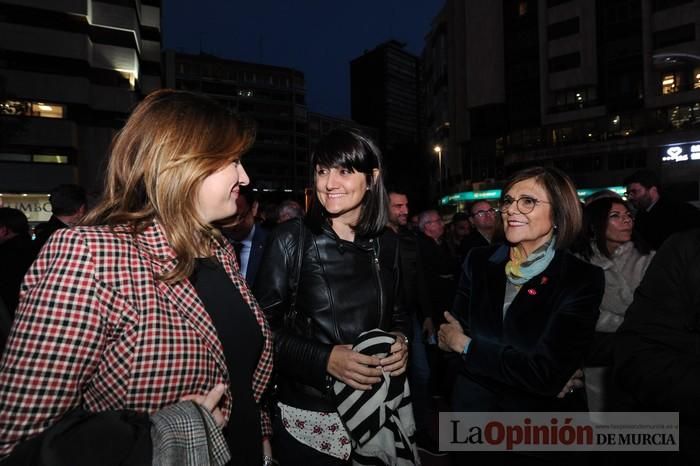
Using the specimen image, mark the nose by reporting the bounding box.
[325,170,340,190]
[237,162,250,186]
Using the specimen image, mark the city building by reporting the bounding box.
[350,40,430,203]
[0,0,161,217]
[425,0,700,209]
[163,50,308,195]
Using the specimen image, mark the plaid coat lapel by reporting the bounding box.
[136,222,273,406]
[135,224,230,389]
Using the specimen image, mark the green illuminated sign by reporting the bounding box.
[439,186,625,206]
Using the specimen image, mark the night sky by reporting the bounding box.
[163,0,445,118]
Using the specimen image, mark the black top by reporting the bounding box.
[190,258,263,466]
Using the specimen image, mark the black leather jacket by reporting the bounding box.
[253,218,409,411]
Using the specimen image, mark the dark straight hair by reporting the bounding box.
[578,197,652,259]
[307,128,388,237]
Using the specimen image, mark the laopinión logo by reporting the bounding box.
[439,412,679,452]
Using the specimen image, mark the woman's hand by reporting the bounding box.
[327,345,383,390]
[556,369,584,399]
[180,383,227,427]
[380,333,409,376]
[438,311,471,353]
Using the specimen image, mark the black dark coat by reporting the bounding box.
[450,244,603,412]
[253,218,409,411]
[614,229,700,463]
[633,197,700,250]
[0,234,36,318]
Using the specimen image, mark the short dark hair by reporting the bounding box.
[501,166,582,250]
[451,212,470,223]
[623,169,660,190]
[49,184,86,216]
[307,128,388,236]
[0,207,29,235]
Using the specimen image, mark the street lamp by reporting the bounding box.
[433,145,442,194]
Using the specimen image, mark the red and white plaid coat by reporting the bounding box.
[0,221,274,459]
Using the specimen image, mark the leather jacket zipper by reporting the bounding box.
[371,240,385,326]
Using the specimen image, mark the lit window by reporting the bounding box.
[31,103,64,118]
[662,74,678,94]
[32,154,69,164]
[0,100,65,118]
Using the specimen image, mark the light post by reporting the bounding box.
[433,144,442,194]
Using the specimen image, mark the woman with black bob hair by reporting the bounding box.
[254,128,410,465]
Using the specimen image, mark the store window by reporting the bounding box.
[0,100,65,118]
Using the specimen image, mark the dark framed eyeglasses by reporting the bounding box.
[472,208,496,218]
[499,195,551,214]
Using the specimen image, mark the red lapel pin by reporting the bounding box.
[527,288,537,296]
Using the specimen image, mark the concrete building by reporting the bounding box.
[425,0,700,205]
[0,0,161,216]
[350,40,430,202]
[163,50,308,194]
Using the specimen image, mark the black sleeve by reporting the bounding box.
[4,409,151,466]
[614,230,700,422]
[453,253,604,397]
[252,220,333,392]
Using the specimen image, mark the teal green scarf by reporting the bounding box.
[504,236,557,286]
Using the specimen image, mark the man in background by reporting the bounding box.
[624,169,700,249]
[222,186,269,287]
[387,191,444,457]
[276,199,304,224]
[34,184,87,252]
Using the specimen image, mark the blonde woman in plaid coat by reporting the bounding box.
[0,90,274,464]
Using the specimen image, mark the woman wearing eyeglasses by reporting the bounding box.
[438,167,604,464]
[574,197,654,417]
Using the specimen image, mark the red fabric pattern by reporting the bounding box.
[0,222,273,458]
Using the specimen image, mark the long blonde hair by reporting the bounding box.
[84,89,255,282]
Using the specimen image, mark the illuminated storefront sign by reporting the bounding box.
[440,186,625,206]
[0,193,52,223]
[661,143,700,163]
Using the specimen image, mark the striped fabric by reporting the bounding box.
[333,329,420,466]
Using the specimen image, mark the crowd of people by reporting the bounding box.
[1,89,700,465]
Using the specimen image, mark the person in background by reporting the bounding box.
[417,209,460,325]
[0,90,274,465]
[623,169,700,249]
[254,128,409,465]
[276,199,305,223]
[459,200,499,260]
[387,189,443,457]
[33,184,87,252]
[574,197,654,416]
[446,211,472,265]
[221,186,269,288]
[439,166,603,465]
[0,208,35,320]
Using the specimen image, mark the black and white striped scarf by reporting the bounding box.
[333,329,420,466]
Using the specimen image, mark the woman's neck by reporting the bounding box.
[331,219,355,242]
[606,239,625,256]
